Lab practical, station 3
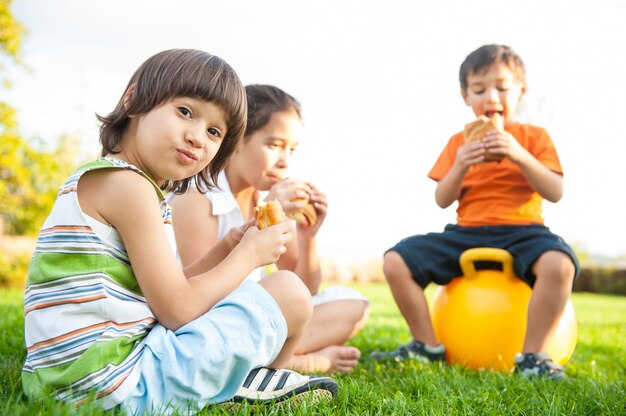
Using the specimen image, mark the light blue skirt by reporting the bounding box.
[122,279,288,415]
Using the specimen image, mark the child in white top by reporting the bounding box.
[171,84,369,373]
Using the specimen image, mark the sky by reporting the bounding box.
[4,0,626,262]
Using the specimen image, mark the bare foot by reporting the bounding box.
[290,345,361,373]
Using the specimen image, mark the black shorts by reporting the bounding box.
[388,224,580,289]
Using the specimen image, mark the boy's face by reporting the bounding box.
[461,63,526,125]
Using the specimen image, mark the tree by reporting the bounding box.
[1,0,26,88]
[0,0,78,235]
[1,133,79,235]
[1,0,26,133]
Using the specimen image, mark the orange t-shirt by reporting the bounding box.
[428,124,563,226]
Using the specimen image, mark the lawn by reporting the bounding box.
[2,283,625,415]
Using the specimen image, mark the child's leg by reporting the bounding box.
[523,250,576,353]
[258,270,313,368]
[123,277,313,413]
[383,251,438,346]
[298,300,369,352]
[288,299,369,373]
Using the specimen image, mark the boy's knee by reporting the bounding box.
[533,251,576,286]
[383,251,409,282]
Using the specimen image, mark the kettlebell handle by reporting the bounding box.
[459,248,515,280]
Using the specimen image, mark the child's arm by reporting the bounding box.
[169,189,218,267]
[435,140,486,208]
[482,131,563,202]
[182,219,254,277]
[290,183,327,294]
[79,169,291,331]
[170,190,254,273]
[267,180,326,294]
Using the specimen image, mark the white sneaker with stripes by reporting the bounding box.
[226,367,338,407]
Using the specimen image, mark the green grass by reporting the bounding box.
[2,284,625,415]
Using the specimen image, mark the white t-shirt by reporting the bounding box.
[203,171,266,282]
[202,172,369,306]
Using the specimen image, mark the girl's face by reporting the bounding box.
[462,63,526,125]
[124,96,227,186]
[234,110,302,191]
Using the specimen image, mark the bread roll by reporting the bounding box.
[286,197,318,226]
[463,113,504,161]
[254,200,286,230]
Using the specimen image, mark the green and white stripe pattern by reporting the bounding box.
[22,158,170,409]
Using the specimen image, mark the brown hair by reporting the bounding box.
[244,84,301,140]
[97,49,247,193]
[459,44,526,91]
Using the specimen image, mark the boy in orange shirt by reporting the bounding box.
[371,44,579,379]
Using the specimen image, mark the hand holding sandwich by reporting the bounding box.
[237,201,292,267]
[480,128,527,165]
[462,113,526,165]
[264,178,326,236]
[438,114,520,208]
[262,180,327,284]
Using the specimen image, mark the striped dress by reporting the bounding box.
[22,157,174,409]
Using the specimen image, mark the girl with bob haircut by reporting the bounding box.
[22,49,337,415]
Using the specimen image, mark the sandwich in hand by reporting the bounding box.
[286,197,317,227]
[254,200,287,230]
[463,113,504,161]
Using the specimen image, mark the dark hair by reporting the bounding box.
[244,84,301,139]
[459,44,526,91]
[97,49,247,193]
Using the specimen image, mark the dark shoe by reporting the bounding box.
[224,367,337,409]
[369,340,446,363]
[514,352,566,380]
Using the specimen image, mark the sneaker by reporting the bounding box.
[369,340,446,363]
[514,352,566,380]
[224,367,338,408]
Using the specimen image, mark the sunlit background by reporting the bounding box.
[5,0,626,265]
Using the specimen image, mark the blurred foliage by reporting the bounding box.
[574,268,626,296]
[1,0,23,129]
[1,134,79,235]
[0,0,24,50]
[0,1,78,235]
[0,250,29,288]
[0,0,25,63]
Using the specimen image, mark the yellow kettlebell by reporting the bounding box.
[430,248,577,371]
